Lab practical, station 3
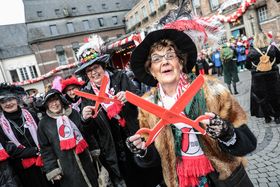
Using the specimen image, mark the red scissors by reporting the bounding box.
[74,76,120,118]
[125,74,209,147]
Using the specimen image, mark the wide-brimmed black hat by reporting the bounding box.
[74,54,110,75]
[130,29,197,86]
[0,83,26,100]
[41,89,70,107]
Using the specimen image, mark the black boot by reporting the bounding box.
[227,84,232,94]
[233,82,239,95]
[265,116,272,123]
[275,117,280,124]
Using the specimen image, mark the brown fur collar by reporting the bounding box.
[138,75,248,187]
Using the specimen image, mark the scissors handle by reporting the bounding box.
[135,128,154,148]
[136,114,209,147]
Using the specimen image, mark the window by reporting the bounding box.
[57,53,67,65]
[55,9,60,15]
[130,15,135,26]
[98,18,104,27]
[29,66,38,79]
[258,6,268,22]
[209,0,219,11]
[87,5,93,11]
[72,7,77,15]
[50,25,58,35]
[9,70,19,82]
[83,20,90,30]
[72,42,80,57]
[129,16,134,26]
[142,6,147,18]
[55,45,67,65]
[37,11,43,17]
[149,0,155,12]
[102,3,107,9]
[135,12,140,23]
[116,2,120,8]
[112,16,118,25]
[19,67,29,81]
[67,22,75,33]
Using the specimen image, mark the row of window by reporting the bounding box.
[10,66,38,82]
[36,2,121,17]
[49,16,118,35]
[127,0,166,28]
[201,0,268,23]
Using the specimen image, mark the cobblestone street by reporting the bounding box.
[220,70,280,187]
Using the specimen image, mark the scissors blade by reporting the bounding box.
[98,76,109,98]
[170,74,204,113]
[125,91,167,118]
[74,90,118,103]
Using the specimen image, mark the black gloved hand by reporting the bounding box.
[125,137,146,155]
[206,114,235,142]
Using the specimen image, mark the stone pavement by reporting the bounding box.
[218,70,280,187]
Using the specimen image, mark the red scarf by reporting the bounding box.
[0,109,43,168]
[158,73,214,187]
[90,71,125,127]
[0,143,9,161]
[53,113,88,154]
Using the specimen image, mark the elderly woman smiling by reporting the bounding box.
[37,89,98,187]
[75,44,162,186]
[126,29,257,187]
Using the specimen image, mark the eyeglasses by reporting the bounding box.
[0,97,16,104]
[150,52,177,64]
[86,64,100,74]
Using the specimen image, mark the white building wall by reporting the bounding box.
[1,55,45,93]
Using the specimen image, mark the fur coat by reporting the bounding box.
[138,75,249,187]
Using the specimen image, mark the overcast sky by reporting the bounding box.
[0,0,25,25]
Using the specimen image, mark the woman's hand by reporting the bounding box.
[115,91,127,104]
[126,134,146,154]
[82,106,95,120]
[200,112,235,141]
[53,174,62,181]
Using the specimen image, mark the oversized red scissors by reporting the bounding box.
[74,76,120,118]
[125,74,209,147]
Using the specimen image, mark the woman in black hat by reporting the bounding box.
[37,89,98,187]
[126,29,257,187]
[0,83,51,187]
[75,44,163,187]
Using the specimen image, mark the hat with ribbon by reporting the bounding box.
[130,29,197,86]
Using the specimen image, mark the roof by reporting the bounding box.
[0,24,33,59]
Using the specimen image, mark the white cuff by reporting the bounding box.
[218,132,237,146]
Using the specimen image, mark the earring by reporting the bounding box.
[153,76,157,80]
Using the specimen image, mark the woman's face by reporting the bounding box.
[149,46,183,86]
[0,97,18,113]
[47,95,62,114]
[85,64,105,85]
[65,85,79,99]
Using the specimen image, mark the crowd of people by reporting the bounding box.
[193,32,280,124]
[1,22,280,186]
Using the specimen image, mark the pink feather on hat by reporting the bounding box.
[51,76,63,92]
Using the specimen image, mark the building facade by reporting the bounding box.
[125,0,178,32]
[23,0,139,86]
[125,0,280,44]
[0,23,45,92]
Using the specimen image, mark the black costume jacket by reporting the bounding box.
[81,70,163,187]
[37,108,98,187]
[246,45,280,118]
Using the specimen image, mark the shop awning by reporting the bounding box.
[103,32,144,51]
